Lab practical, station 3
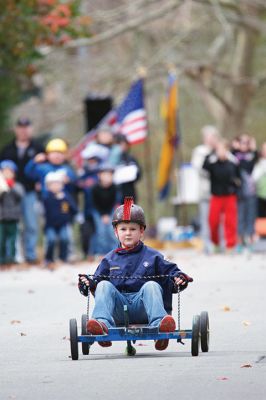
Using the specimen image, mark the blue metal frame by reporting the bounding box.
[78,327,192,345]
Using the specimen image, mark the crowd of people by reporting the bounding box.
[0,117,141,268]
[0,117,265,268]
[191,125,266,254]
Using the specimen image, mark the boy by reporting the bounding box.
[79,197,192,351]
[43,171,77,268]
[0,160,24,265]
[24,138,76,196]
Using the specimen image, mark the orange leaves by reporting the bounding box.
[40,3,72,34]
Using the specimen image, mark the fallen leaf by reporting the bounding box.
[217,377,229,381]
[222,306,231,312]
[20,332,27,336]
[10,320,21,325]
[241,364,252,368]
[242,321,251,326]
[28,289,35,294]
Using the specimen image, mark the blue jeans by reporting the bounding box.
[45,225,70,262]
[91,211,117,255]
[92,281,167,328]
[238,196,257,238]
[21,191,39,261]
[199,200,213,253]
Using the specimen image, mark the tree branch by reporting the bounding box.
[66,0,184,48]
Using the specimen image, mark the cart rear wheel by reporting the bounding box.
[81,314,90,355]
[191,315,200,357]
[200,311,209,352]
[69,318,79,360]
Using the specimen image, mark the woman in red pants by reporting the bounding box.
[203,139,241,252]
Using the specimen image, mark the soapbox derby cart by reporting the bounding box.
[69,276,209,360]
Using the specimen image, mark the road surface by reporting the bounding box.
[1,249,265,400]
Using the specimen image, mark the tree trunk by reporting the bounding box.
[219,24,258,137]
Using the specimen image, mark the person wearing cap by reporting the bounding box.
[0,118,44,264]
[24,138,76,196]
[42,171,78,268]
[78,197,193,351]
[90,163,120,255]
[0,160,24,266]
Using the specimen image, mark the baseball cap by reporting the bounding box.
[16,117,32,127]
[0,160,18,172]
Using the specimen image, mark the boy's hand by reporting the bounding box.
[34,153,46,163]
[78,274,90,287]
[174,273,193,287]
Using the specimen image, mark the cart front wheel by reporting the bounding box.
[191,315,200,357]
[200,311,209,352]
[70,318,79,360]
[81,314,90,355]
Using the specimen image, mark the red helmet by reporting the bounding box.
[112,197,146,229]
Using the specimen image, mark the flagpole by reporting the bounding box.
[137,67,156,234]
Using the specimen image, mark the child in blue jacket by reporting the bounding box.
[24,138,76,197]
[78,197,192,351]
[43,171,77,268]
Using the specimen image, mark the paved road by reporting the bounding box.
[1,250,266,400]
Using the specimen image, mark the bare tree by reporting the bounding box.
[61,0,266,136]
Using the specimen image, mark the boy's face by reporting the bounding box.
[98,171,113,187]
[47,151,66,165]
[115,222,144,248]
[1,167,15,180]
[216,143,227,160]
[47,180,64,193]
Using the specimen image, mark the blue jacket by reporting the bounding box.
[43,191,77,229]
[92,241,185,312]
[24,160,77,196]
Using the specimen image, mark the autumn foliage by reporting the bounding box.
[0,0,90,134]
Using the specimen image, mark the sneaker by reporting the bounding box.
[155,315,176,351]
[87,319,112,347]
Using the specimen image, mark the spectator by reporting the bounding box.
[232,134,258,250]
[0,118,44,264]
[42,172,77,269]
[203,139,241,252]
[252,142,266,218]
[91,164,120,255]
[24,138,76,196]
[77,146,101,259]
[0,160,24,266]
[114,134,142,201]
[83,126,121,167]
[191,125,219,254]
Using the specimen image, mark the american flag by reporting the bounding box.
[71,79,147,167]
[116,79,148,145]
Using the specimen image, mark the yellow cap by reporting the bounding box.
[46,138,68,153]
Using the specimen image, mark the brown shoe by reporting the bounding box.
[155,315,176,351]
[87,319,112,347]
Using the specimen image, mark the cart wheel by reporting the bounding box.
[81,314,90,355]
[125,342,137,356]
[69,318,79,360]
[200,311,209,352]
[191,315,200,357]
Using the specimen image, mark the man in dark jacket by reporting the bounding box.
[0,118,44,263]
[78,197,193,351]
